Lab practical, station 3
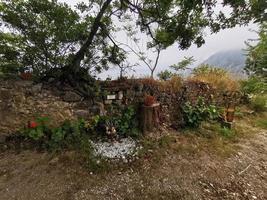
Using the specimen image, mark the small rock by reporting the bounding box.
[31,83,42,93]
[89,102,106,116]
[48,78,55,83]
[104,100,112,105]
[63,91,82,102]
[0,135,6,144]
[73,109,90,118]
[49,157,59,165]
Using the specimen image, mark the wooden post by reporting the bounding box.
[141,103,160,133]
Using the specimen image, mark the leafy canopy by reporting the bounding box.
[0,0,266,80]
[245,22,267,78]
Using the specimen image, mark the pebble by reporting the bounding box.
[90,138,141,160]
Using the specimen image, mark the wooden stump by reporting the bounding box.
[141,103,160,133]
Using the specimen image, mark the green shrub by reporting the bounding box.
[240,76,267,94]
[255,119,267,129]
[157,70,174,80]
[93,106,140,138]
[23,117,87,150]
[182,97,219,128]
[219,127,235,138]
[251,95,267,112]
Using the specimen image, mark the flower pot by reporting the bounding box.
[226,108,235,122]
[20,72,32,80]
[144,95,156,106]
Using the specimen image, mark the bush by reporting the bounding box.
[182,97,219,128]
[219,127,235,138]
[160,75,183,93]
[240,76,267,95]
[190,64,239,92]
[256,119,267,129]
[157,70,174,80]
[94,106,140,138]
[23,117,87,149]
[251,95,267,112]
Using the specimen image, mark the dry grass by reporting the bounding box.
[190,65,240,92]
[140,76,183,94]
[159,75,183,93]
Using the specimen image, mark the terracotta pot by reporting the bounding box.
[226,108,235,122]
[20,72,32,80]
[144,95,156,106]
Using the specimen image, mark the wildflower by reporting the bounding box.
[28,121,38,128]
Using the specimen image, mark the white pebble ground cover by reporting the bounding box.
[90,138,141,160]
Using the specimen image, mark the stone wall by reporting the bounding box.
[0,78,239,135]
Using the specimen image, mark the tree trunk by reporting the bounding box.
[150,70,154,78]
[68,0,113,74]
[141,103,160,133]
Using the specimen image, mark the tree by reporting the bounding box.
[157,56,194,80]
[0,0,88,76]
[0,0,122,78]
[245,22,267,78]
[58,0,267,80]
[157,69,174,80]
[170,56,195,72]
[0,33,24,75]
[117,61,137,79]
[1,0,266,88]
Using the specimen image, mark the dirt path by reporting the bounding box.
[0,128,266,200]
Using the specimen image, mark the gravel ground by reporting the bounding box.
[0,120,266,200]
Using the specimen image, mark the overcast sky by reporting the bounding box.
[60,0,258,79]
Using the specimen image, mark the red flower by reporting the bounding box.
[28,121,38,128]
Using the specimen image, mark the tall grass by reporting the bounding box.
[189,64,240,92]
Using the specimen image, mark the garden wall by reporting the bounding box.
[0,78,240,136]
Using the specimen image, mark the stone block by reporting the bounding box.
[63,91,82,102]
[115,100,122,105]
[73,109,90,118]
[117,91,123,100]
[0,134,6,144]
[104,100,113,105]
[107,94,116,100]
[31,83,42,93]
[89,102,106,116]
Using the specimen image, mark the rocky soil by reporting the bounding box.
[0,119,266,200]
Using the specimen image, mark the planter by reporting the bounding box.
[141,103,160,133]
[20,72,32,80]
[144,95,156,106]
[226,108,235,122]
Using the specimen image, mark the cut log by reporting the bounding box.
[141,103,160,133]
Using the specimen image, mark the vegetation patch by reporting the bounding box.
[182,97,220,128]
[255,119,267,129]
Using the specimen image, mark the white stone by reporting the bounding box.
[107,94,116,100]
[90,138,141,159]
[118,91,123,100]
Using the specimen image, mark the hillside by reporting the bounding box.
[202,49,247,74]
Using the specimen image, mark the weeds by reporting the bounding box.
[182,97,219,128]
[190,64,239,92]
[251,95,266,112]
[255,119,267,129]
[240,76,267,94]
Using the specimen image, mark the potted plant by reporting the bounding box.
[144,95,156,106]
